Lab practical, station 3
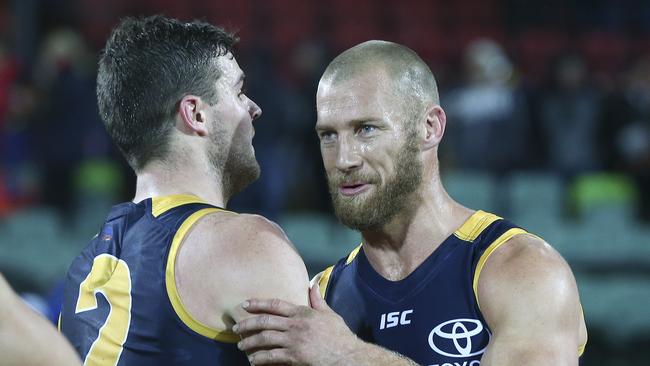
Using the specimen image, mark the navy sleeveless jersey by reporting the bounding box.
[60,194,249,365]
[318,210,586,366]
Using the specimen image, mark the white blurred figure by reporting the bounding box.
[444,39,531,173]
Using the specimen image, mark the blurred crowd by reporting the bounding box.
[0,0,649,223]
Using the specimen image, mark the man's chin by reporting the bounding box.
[224,160,260,197]
[242,162,261,186]
[333,197,365,213]
[333,204,368,228]
[336,215,383,232]
[250,165,261,183]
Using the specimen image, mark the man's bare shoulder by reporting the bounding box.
[0,273,82,365]
[478,234,578,313]
[0,273,20,320]
[193,212,299,257]
[176,211,309,325]
[477,234,586,362]
[0,273,13,315]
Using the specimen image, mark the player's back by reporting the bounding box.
[60,194,248,365]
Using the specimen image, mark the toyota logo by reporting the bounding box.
[428,318,489,358]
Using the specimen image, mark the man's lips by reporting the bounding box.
[339,183,370,196]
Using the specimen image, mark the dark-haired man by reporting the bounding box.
[235,40,588,366]
[59,15,308,365]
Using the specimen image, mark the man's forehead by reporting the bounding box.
[317,88,394,130]
[318,74,397,111]
[318,92,366,112]
[215,52,242,80]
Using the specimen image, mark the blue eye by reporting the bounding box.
[359,125,376,135]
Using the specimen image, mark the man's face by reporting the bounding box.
[315,70,423,231]
[207,54,262,198]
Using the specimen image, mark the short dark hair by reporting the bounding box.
[97,15,238,170]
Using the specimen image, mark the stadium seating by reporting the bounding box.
[507,172,565,228]
[0,208,77,291]
[442,170,498,213]
[577,274,650,344]
[569,173,638,225]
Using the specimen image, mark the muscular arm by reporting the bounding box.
[175,212,310,334]
[333,340,419,366]
[477,235,587,366]
[0,274,81,366]
[220,214,311,322]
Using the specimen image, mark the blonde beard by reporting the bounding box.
[329,137,422,231]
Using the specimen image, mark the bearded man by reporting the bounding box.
[234,40,588,366]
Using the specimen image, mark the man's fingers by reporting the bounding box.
[237,330,289,352]
[233,314,291,335]
[309,283,328,311]
[247,348,295,365]
[242,298,299,316]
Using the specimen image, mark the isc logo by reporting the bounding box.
[379,309,414,330]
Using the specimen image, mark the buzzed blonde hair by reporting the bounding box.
[321,40,439,124]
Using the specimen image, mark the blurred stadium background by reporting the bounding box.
[1,0,649,364]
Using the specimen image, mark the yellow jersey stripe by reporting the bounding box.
[165,207,239,343]
[472,227,527,308]
[454,210,502,242]
[578,305,587,357]
[318,266,334,298]
[346,245,362,265]
[316,245,361,299]
[152,194,209,217]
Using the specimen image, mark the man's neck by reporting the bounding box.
[360,182,473,281]
[132,161,227,208]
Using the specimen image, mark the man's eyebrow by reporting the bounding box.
[315,123,330,132]
[315,118,375,132]
[348,117,374,125]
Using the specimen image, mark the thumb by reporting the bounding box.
[309,283,329,311]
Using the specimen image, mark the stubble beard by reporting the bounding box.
[208,126,260,202]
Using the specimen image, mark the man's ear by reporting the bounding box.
[422,105,446,150]
[179,95,208,136]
